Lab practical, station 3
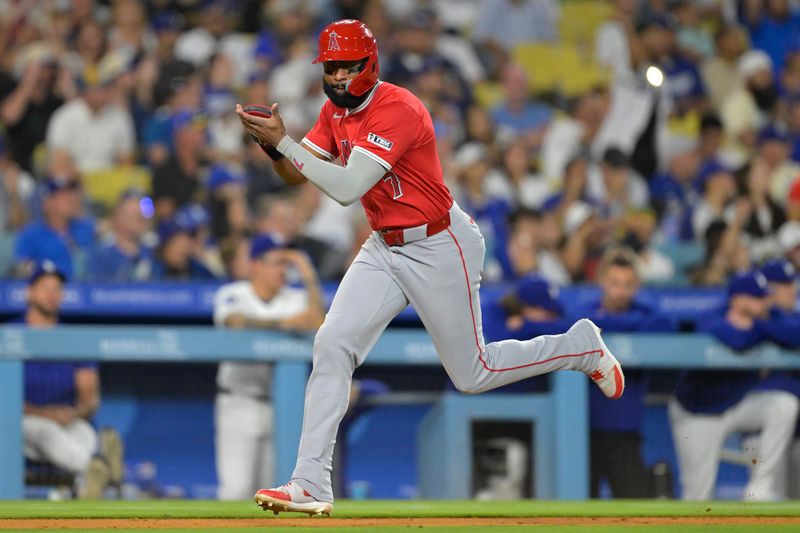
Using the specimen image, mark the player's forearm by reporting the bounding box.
[272,157,308,185]
[277,135,385,206]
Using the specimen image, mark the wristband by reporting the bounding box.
[261,143,285,161]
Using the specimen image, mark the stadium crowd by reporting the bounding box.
[3,0,800,501]
[0,0,797,288]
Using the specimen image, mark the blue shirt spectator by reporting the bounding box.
[14,178,95,280]
[151,213,216,281]
[86,191,154,282]
[747,4,800,73]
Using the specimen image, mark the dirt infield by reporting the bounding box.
[2,516,800,529]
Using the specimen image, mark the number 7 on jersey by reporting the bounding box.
[383,171,403,200]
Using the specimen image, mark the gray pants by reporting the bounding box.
[292,203,601,502]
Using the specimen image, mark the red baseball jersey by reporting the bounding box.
[301,82,453,230]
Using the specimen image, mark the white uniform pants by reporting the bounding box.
[23,415,97,475]
[215,392,274,500]
[669,390,799,501]
[291,203,607,502]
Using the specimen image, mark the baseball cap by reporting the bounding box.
[152,11,184,32]
[757,124,790,145]
[178,203,210,231]
[157,213,194,244]
[171,110,207,134]
[28,259,66,285]
[515,274,562,314]
[727,271,769,298]
[208,164,247,191]
[761,259,797,284]
[694,160,732,191]
[250,233,285,259]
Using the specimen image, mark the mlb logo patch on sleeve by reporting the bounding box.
[367,132,393,151]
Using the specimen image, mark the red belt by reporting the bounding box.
[378,213,451,246]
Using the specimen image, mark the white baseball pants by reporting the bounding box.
[291,202,606,502]
[215,392,274,500]
[23,415,97,475]
[669,390,799,501]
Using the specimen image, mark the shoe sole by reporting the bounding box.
[254,493,332,517]
[587,320,625,400]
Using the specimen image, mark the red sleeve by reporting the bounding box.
[301,102,338,160]
[352,101,420,170]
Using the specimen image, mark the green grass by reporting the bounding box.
[1,500,799,532]
[0,499,799,518]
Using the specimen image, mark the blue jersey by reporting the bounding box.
[85,240,154,282]
[14,218,95,279]
[674,317,762,414]
[572,298,677,431]
[760,308,800,349]
[12,317,98,407]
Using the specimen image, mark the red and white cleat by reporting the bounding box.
[254,481,333,517]
[578,318,625,400]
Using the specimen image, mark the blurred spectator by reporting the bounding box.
[758,126,800,204]
[383,8,472,112]
[745,0,800,73]
[0,136,35,233]
[502,207,569,285]
[483,273,572,343]
[789,97,800,162]
[20,260,123,499]
[207,163,249,243]
[594,0,640,80]
[107,0,154,59]
[490,63,552,150]
[649,149,701,242]
[151,213,215,280]
[46,62,136,177]
[670,271,799,500]
[541,89,609,182]
[701,25,748,113]
[251,192,338,279]
[587,147,650,219]
[485,139,550,210]
[472,0,560,78]
[214,234,324,500]
[243,136,292,210]
[691,161,738,240]
[143,63,203,166]
[452,142,510,281]
[218,234,251,281]
[150,11,185,64]
[151,110,208,220]
[689,218,752,287]
[619,209,675,283]
[638,17,708,118]
[268,35,325,138]
[13,177,95,280]
[673,0,714,62]
[0,45,68,173]
[742,157,786,262]
[721,50,778,154]
[696,111,741,169]
[204,53,245,159]
[62,18,108,84]
[571,248,677,498]
[85,190,154,282]
[174,0,253,86]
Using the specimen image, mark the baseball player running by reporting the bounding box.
[237,19,624,516]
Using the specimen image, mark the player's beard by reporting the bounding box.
[323,80,370,109]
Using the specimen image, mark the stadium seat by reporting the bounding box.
[558,1,613,49]
[512,43,610,98]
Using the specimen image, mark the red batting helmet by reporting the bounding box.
[313,19,379,97]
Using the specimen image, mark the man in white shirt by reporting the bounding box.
[213,234,324,500]
[46,65,135,177]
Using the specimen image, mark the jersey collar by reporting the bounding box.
[345,81,382,117]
